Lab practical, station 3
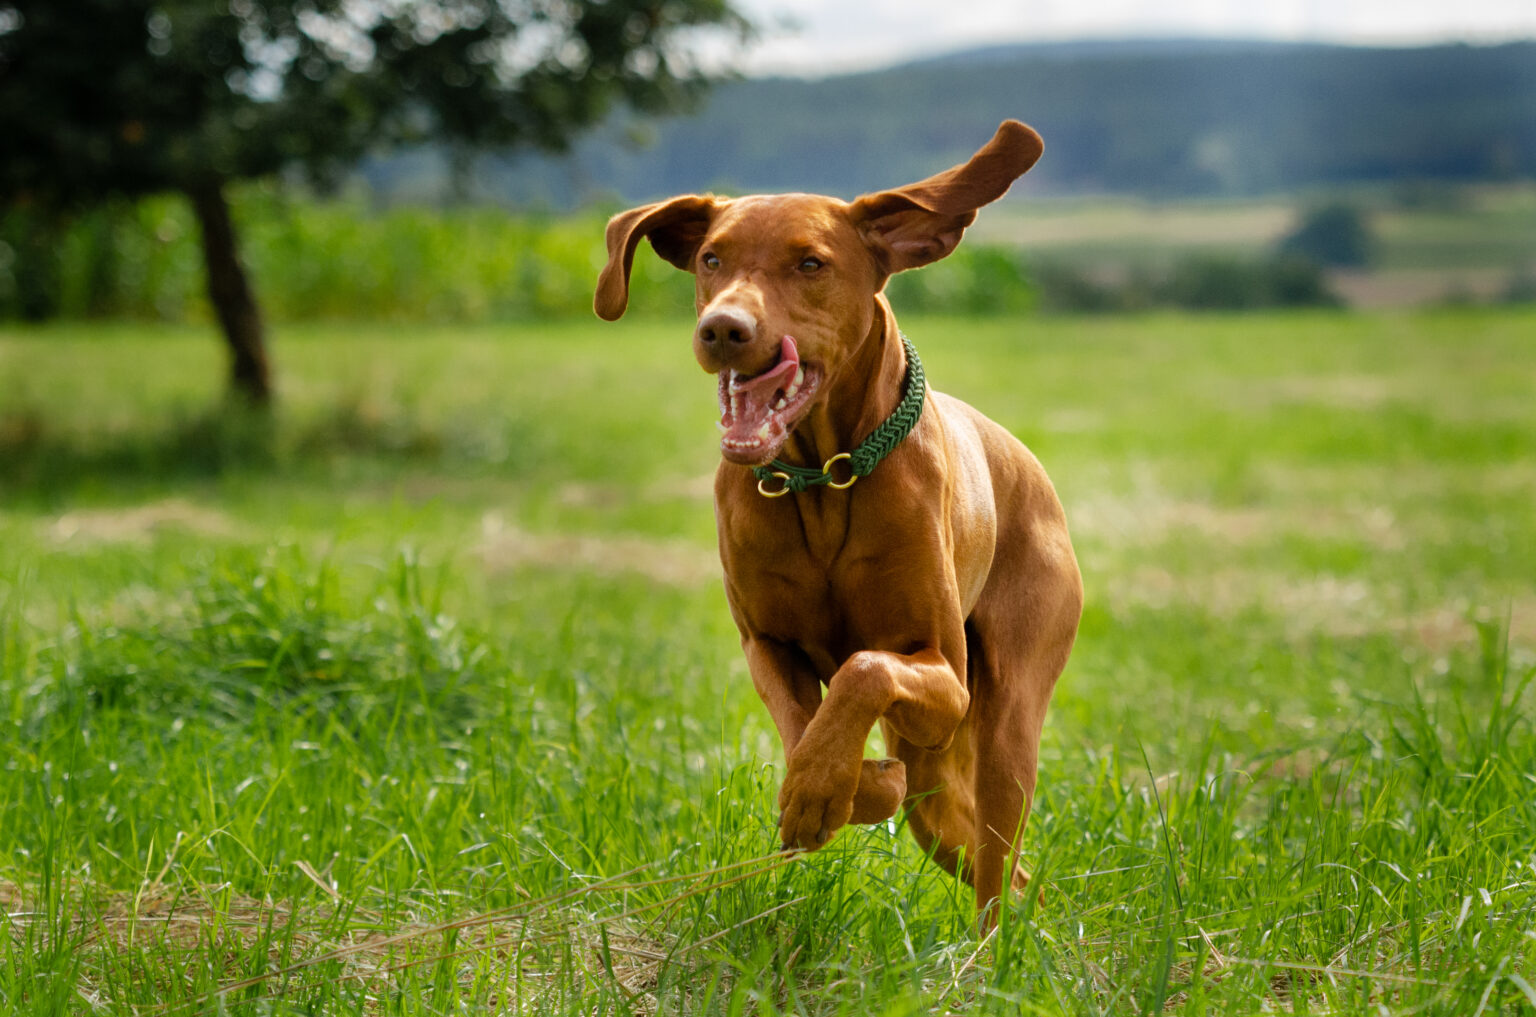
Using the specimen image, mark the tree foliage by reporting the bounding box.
[0,0,748,400]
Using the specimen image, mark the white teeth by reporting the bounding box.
[756,423,772,440]
[779,366,805,403]
[773,397,786,410]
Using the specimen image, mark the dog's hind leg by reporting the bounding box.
[885,635,1049,915]
[963,536,1082,917]
[967,671,1047,911]
[884,720,980,883]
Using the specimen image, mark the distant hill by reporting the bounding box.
[361,39,1536,206]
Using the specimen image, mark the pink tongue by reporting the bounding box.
[732,337,799,401]
[722,337,800,449]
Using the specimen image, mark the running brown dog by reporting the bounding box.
[594,121,1082,916]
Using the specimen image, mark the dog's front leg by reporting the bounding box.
[743,637,821,752]
[744,638,909,841]
[777,647,966,850]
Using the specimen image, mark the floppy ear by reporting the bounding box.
[850,120,1043,274]
[594,195,718,321]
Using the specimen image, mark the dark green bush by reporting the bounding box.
[1160,255,1270,310]
[1027,253,1340,313]
[1025,260,1123,314]
[1159,253,1339,310]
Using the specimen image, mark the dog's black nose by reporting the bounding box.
[696,307,756,347]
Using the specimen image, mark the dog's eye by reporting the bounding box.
[701,252,720,271]
[798,257,824,274]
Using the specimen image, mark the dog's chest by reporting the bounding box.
[729,558,889,676]
[720,494,945,666]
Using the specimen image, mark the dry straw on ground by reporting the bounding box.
[2,853,802,1014]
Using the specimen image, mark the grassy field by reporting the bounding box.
[2,307,1534,1014]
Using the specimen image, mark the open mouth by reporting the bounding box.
[717,336,820,465]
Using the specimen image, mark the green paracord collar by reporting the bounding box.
[752,333,927,497]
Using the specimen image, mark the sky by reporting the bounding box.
[731,0,1536,75]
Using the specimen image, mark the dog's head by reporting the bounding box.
[594,120,1043,467]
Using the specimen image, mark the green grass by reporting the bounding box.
[2,307,1534,1014]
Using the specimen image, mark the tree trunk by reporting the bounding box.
[187,180,272,405]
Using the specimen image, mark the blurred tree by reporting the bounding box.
[1280,202,1376,268]
[0,0,747,403]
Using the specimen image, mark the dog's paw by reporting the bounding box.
[848,757,907,824]
[777,752,860,851]
[1013,864,1046,906]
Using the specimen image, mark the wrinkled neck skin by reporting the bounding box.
[771,295,906,471]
